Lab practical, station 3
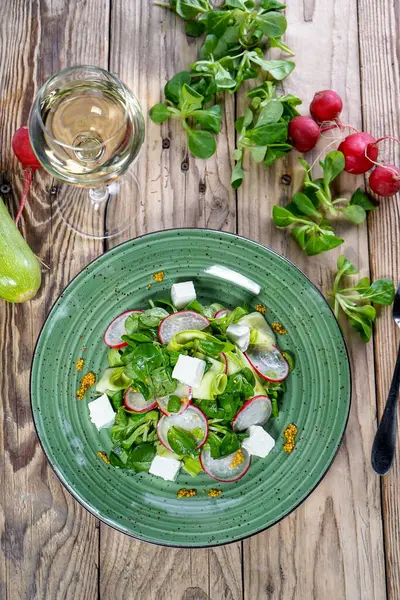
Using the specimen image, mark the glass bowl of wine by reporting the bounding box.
[29,65,145,239]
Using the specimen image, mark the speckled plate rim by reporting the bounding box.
[30,228,352,548]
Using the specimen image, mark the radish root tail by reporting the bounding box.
[15,167,33,225]
[365,137,400,178]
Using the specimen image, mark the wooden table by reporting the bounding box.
[1,1,399,598]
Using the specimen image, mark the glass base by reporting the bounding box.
[53,171,140,240]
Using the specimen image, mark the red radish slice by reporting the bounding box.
[220,352,228,374]
[200,448,251,482]
[214,309,232,320]
[124,388,157,413]
[158,311,210,344]
[245,345,289,382]
[157,382,193,416]
[104,310,143,349]
[232,395,272,432]
[157,406,208,451]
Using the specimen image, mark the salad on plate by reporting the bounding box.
[87,281,292,483]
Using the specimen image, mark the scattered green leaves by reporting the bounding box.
[272,155,376,256]
[152,0,296,160]
[149,73,222,159]
[330,255,395,342]
[231,82,300,189]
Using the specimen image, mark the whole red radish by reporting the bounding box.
[369,165,400,197]
[12,126,42,224]
[288,116,320,152]
[338,132,378,174]
[310,90,343,123]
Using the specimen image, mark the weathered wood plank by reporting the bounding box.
[101,2,240,599]
[358,1,400,598]
[237,0,387,598]
[108,0,236,243]
[0,1,111,598]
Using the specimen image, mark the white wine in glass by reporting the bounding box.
[29,66,145,239]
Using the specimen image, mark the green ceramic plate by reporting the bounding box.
[31,229,351,547]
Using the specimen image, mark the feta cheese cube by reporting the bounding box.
[226,323,250,352]
[171,281,197,309]
[172,354,206,388]
[242,425,275,458]
[88,394,116,430]
[149,455,181,481]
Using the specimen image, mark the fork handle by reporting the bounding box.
[371,342,400,475]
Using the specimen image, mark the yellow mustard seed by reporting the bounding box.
[230,449,244,469]
[272,321,287,335]
[177,488,197,499]
[208,488,222,498]
[283,423,298,453]
[146,283,152,289]
[75,358,84,371]
[97,451,110,464]
[255,303,267,315]
[76,372,96,400]
[153,271,165,282]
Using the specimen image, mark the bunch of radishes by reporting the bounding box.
[288,90,400,198]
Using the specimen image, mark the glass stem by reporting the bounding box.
[89,186,109,210]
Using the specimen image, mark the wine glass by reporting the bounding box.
[29,66,145,239]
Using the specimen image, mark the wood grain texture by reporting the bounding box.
[107,0,236,245]
[101,3,241,600]
[0,0,398,599]
[0,1,111,598]
[358,1,400,598]
[237,0,387,598]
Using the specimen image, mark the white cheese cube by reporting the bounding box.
[88,394,116,430]
[172,354,206,388]
[226,323,250,352]
[242,425,275,458]
[149,455,181,481]
[171,281,197,309]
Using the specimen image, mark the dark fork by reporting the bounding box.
[371,282,400,475]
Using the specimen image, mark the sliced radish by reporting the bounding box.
[124,388,157,413]
[232,395,272,432]
[158,310,210,344]
[104,310,143,349]
[214,309,232,320]
[157,406,208,451]
[220,352,228,374]
[245,345,289,382]
[157,382,193,416]
[200,448,251,482]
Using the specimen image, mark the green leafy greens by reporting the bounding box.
[232,82,301,189]
[272,154,376,255]
[150,0,295,161]
[330,255,395,342]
